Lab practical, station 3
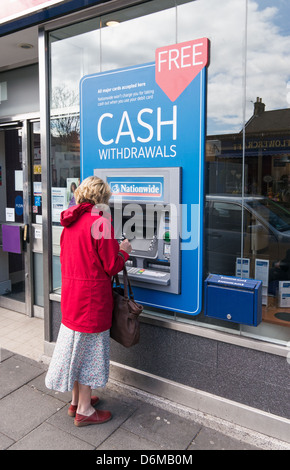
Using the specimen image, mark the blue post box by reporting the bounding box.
[204,274,262,326]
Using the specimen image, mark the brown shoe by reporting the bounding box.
[74,409,112,427]
[68,396,99,417]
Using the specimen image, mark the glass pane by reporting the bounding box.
[50,18,101,104]
[205,199,243,276]
[31,122,42,223]
[0,128,25,302]
[245,0,290,329]
[49,2,177,293]
[195,0,290,338]
[177,0,245,331]
[50,20,97,285]
[100,0,176,70]
[47,0,290,343]
[178,0,245,136]
[33,252,43,306]
[31,121,44,306]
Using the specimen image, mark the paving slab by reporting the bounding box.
[188,426,259,450]
[28,371,72,404]
[121,402,201,450]
[0,431,15,450]
[8,422,95,450]
[97,427,165,451]
[0,385,66,441]
[0,349,14,362]
[0,355,44,399]
[47,393,139,448]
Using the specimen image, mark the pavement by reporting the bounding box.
[0,347,289,452]
[0,307,289,452]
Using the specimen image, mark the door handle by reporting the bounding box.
[23,224,29,243]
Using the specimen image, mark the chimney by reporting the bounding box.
[254,97,265,116]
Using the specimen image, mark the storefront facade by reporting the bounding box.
[0,0,289,442]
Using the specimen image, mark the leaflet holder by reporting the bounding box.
[204,274,262,326]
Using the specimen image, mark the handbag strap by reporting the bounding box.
[112,265,134,300]
[112,273,120,287]
[123,265,134,299]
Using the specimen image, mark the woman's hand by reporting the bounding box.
[120,238,132,254]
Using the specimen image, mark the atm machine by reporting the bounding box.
[95,167,181,294]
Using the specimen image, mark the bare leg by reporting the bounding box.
[76,383,95,416]
[71,381,79,406]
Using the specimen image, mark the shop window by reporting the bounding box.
[48,0,290,345]
[202,0,290,342]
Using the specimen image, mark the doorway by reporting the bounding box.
[0,118,41,316]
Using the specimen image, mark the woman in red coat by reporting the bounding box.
[45,176,132,427]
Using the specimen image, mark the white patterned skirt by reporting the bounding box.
[45,324,110,392]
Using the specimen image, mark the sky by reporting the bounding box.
[177,0,290,134]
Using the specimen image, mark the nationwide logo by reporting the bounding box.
[110,181,162,198]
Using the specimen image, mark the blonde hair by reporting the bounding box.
[74,176,111,205]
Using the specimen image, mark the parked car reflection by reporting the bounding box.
[205,195,290,291]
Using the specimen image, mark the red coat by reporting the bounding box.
[59,202,129,333]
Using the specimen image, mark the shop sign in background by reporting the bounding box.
[80,39,208,315]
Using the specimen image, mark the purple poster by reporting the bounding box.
[2,224,21,254]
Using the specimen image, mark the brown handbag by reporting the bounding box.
[111,266,143,347]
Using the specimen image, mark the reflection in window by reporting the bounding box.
[201,0,290,335]
[178,0,245,135]
[48,0,290,343]
[31,122,41,224]
[247,199,290,233]
[100,0,176,71]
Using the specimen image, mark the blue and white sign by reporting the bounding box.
[108,176,164,202]
[15,195,23,216]
[80,39,209,315]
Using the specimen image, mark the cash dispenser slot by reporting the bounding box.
[146,262,170,272]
